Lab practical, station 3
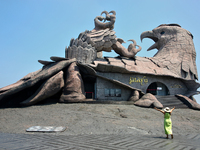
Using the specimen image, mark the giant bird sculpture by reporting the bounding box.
[0,12,199,109]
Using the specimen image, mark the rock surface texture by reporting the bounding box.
[60,62,86,102]
[128,90,140,102]
[0,59,76,107]
[176,94,200,110]
[134,93,163,108]
[21,71,64,106]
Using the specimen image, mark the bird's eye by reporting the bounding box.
[160,31,165,35]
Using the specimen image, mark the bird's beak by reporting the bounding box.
[140,31,159,51]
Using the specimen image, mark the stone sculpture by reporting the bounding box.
[134,93,163,108]
[59,62,86,103]
[175,94,200,110]
[140,24,198,80]
[66,10,141,63]
[0,58,76,106]
[0,11,199,110]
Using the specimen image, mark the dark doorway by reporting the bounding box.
[146,82,169,96]
[82,75,96,99]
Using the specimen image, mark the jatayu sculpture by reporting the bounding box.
[0,11,199,109]
[141,24,198,80]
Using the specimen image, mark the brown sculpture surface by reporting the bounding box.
[92,24,198,80]
[21,71,64,106]
[66,10,141,63]
[134,93,163,108]
[175,94,200,110]
[140,24,198,80]
[59,62,86,102]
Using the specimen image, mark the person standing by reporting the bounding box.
[154,106,175,139]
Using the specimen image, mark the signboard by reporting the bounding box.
[157,87,162,90]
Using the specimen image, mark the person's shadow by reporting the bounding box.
[152,136,174,140]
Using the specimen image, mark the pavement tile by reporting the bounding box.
[0,133,200,150]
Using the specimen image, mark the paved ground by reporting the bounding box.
[1,132,200,150]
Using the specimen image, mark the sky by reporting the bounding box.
[0,0,200,103]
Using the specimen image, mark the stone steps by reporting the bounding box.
[155,95,189,109]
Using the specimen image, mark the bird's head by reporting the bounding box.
[140,24,197,80]
[140,24,193,52]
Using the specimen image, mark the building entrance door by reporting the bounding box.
[146,82,169,96]
[82,75,96,99]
